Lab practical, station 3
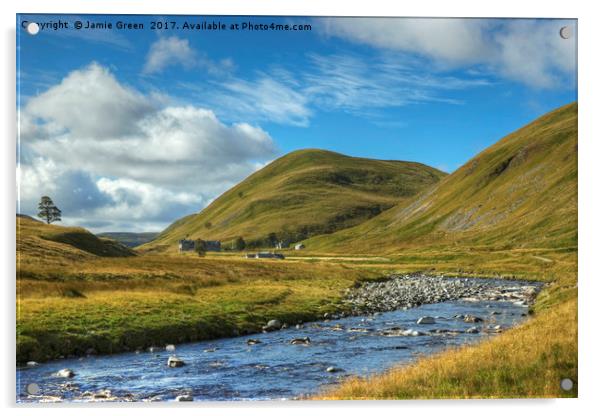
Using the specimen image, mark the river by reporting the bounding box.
[17,284,533,402]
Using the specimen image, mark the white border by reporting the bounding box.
[2,1,600,415]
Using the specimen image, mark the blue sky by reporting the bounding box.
[16,15,577,232]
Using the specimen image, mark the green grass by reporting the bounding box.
[17,247,381,363]
[17,215,134,262]
[142,149,445,252]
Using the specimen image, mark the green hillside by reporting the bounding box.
[142,149,445,251]
[305,103,577,253]
[97,232,159,248]
[17,215,135,267]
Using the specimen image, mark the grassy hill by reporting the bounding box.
[97,232,158,248]
[305,103,577,254]
[142,149,445,252]
[17,215,135,270]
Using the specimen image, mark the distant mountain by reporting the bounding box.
[304,103,577,253]
[142,149,446,252]
[17,215,135,261]
[97,232,159,248]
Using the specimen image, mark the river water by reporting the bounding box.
[17,294,530,402]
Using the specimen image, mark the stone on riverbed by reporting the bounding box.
[175,394,193,402]
[402,329,426,336]
[466,326,480,334]
[92,390,111,400]
[55,368,75,378]
[263,319,282,332]
[167,356,185,368]
[290,337,311,345]
[463,315,484,323]
[417,316,436,324]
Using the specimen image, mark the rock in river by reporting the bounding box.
[326,366,343,373]
[175,394,193,402]
[463,315,484,323]
[417,316,436,324]
[167,356,186,368]
[263,319,282,332]
[56,368,75,378]
[290,337,311,345]
[246,339,261,345]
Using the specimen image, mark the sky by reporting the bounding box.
[16,15,577,232]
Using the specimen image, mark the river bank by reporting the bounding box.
[17,276,541,402]
[18,294,533,401]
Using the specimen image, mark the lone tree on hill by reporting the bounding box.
[37,196,62,224]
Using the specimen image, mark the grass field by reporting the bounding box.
[17,228,380,363]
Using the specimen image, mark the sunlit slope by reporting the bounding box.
[17,215,135,266]
[305,103,577,253]
[143,149,445,251]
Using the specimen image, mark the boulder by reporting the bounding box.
[167,356,186,368]
[93,390,111,399]
[56,368,75,378]
[246,339,261,345]
[466,326,480,334]
[326,366,343,373]
[175,394,193,402]
[402,329,423,336]
[417,316,436,324]
[262,319,282,332]
[463,315,483,323]
[290,337,311,345]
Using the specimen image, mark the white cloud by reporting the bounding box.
[19,63,277,231]
[25,63,154,138]
[143,36,234,75]
[321,18,577,88]
[210,76,313,126]
[492,20,577,88]
[143,36,196,74]
[183,53,490,127]
[322,18,490,65]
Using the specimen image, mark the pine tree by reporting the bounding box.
[37,196,62,224]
